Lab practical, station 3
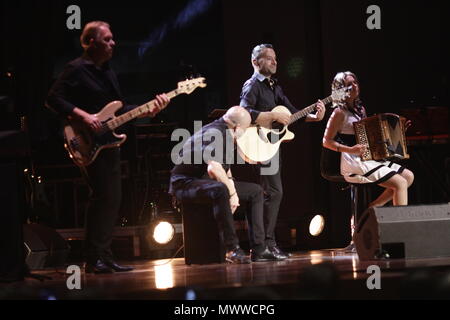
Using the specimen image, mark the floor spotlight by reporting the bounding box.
[152,221,175,245]
[296,213,328,250]
[309,215,325,237]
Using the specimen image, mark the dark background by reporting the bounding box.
[1,0,448,249]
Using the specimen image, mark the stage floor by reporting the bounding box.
[3,249,450,300]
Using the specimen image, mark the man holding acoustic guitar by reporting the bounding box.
[239,44,326,259]
[46,21,170,274]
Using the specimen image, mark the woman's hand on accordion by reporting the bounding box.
[349,144,367,156]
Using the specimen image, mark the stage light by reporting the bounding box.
[309,215,325,236]
[296,213,329,250]
[152,221,175,245]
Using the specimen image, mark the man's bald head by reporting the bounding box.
[223,106,251,130]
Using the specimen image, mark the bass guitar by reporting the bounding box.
[64,77,206,166]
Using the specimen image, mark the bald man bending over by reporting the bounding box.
[170,107,280,263]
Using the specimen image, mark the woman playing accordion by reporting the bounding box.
[322,71,414,207]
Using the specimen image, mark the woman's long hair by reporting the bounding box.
[331,71,365,118]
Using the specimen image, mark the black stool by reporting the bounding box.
[180,200,226,265]
[320,147,371,248]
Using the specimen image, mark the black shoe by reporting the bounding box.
[85,259,114,274]
[103,259,134,272]
[268,246,291,259]
[251,247,280,262]
[226,246,251,264]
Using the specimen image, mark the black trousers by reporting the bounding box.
[171,176,265,251]
[256,156,283,248]
[81,148,122,262]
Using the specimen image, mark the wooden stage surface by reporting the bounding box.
[3,248,450,300]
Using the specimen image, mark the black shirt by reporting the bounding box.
[239,72,300,124]
[171,118,236,180]
[46,55,133,117]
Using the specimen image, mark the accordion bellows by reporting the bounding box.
[353,113,410,161]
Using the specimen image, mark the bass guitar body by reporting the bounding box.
[63,101,126,167]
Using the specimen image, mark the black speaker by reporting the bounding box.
[354,203,450,260]
[0,162,26,281]
[23,224,70,270]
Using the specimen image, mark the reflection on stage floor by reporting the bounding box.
[3,249,450,300]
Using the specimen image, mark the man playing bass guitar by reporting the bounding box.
[46,21,170,274]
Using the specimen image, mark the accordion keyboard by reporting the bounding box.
[354,122,372,160]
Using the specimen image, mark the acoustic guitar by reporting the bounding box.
[236,86,349,163]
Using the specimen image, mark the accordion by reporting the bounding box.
[353,113,410,161]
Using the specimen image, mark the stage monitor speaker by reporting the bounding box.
[23,224,70,270]
[0,162,26,282]
[354,203,450,260]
